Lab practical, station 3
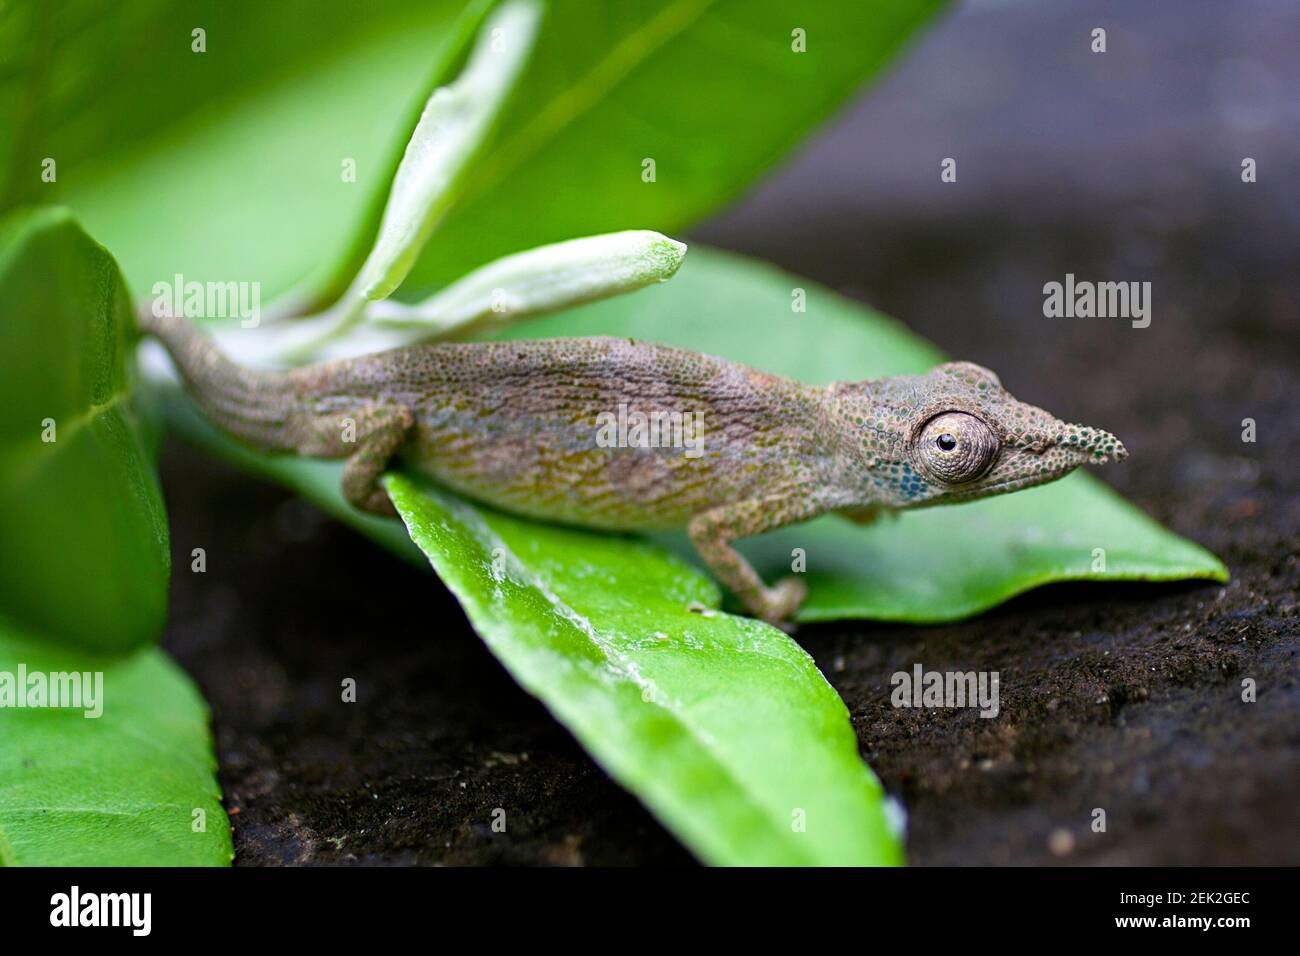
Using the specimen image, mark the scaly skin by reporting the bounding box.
[141,313,1127,624]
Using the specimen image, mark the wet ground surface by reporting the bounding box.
[161,0,1299,865]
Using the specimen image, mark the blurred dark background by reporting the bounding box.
[164,0,1299,864]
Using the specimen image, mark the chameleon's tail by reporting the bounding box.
[138,312,299,452]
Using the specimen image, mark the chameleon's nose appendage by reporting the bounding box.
[1063,424,1127,464]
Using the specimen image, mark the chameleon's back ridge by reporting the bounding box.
[328,336,833,531]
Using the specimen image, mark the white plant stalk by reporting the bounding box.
[214,230,688,366]
[370,229,687,333]
[212,0,540,368]
[345,0,541,322]
[208,1,687,369]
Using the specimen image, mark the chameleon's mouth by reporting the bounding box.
[937,467,1073,502]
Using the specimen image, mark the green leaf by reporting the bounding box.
[0,206,169,652]
[387,0,951,300]
[0,210,215,865]
[156,398,902,864]
[729,477,1223,623]
[15,0,946,304]
[7,0,480,303]
[385,474,901,866]
[0,620,232,866]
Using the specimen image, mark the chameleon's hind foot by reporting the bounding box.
[748,576,808,628]
[354,488,399,517]
[331,404,415,517]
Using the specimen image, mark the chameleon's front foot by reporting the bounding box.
[743,576,808,628]
[688,497,826,628]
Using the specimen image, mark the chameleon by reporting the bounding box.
[140,313,1127,624]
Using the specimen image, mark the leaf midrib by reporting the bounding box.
[451,0,719,214]
[0,391,129,493]
[416,483,827,866]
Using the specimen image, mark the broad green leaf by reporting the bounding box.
[153,397,902,864]
[387,0,951,301]
[0,207,169,652]
[385,474,902,866]
[726,478,1220,623]
[8,0,479,303]
[18,0,946,305]
[0,621,232,866]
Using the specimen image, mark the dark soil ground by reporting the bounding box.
[161,0,1299,865]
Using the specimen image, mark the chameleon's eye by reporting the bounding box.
[916,412,999,484]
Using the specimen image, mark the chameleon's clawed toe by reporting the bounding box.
[353,488,399,517]
[752,576,808,628]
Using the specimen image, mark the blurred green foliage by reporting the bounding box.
[0,619,231,866]
[0,0,948,306]
[0,207,168,652]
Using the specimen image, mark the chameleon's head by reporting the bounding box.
[836,361,1127,509]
